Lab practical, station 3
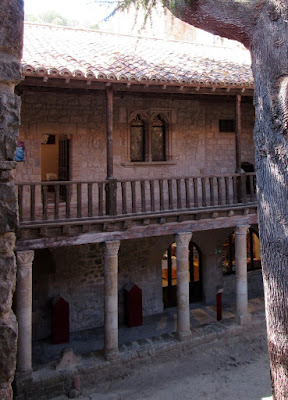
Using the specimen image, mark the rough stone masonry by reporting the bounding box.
[0,1,24,399]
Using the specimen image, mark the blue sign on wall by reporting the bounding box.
[15,142,25,162]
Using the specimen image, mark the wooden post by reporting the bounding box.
[235,93,242,173]
[105,86,117,215]
[106,86,114,179]
[105,179,117,216]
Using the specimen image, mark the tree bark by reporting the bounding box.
[165,0,288,398]
[0,1,24,399]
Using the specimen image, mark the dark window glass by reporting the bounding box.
[47,134,56,144]
[130,115,145,161]
[219,119,235,132]
[152,116,165,161]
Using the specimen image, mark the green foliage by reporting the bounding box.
[24,10,81,27]
[39,11,68,25]
[89,23,100,30]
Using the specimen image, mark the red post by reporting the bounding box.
[216,289,223,321]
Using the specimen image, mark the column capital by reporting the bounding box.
[174,232,192,247]
[235,225,250,235]
[16,250,34,267]
[104,240,120,257]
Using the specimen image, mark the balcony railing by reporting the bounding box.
[16,173,257,224]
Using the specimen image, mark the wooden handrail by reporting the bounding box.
[16,172,257,224]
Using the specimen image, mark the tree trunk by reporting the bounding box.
[164,0,288,398]
[0,1,24,399]
[252,7,288,398]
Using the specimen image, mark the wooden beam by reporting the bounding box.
[16,212,258,250]
[106,86,114,179]
[18,77,254,98]
[235,93,242,172]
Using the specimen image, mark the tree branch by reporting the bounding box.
[166,0,260,48]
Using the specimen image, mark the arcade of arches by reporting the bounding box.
[161,229,261,309]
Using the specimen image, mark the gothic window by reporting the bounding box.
[130,115,145,162]
[151,115,166,161]
[129,113,168,162]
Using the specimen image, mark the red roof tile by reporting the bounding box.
[22,23,253,88]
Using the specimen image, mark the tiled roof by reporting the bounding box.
[22,23,253,88]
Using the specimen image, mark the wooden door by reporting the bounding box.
[58,137,70,200]
[188,242,202,302]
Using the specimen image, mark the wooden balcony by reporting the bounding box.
[16,173,258,248]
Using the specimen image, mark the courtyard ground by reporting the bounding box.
[51,308,272,400]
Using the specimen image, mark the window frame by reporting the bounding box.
[127,110,172,165]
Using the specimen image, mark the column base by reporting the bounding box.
[104,348,119,361]
[236,313,252,326]
[176,330,192,342]
[15,369,33,379]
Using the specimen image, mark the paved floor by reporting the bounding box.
[32,297,265,366]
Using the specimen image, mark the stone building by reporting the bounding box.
[14,22,262,395]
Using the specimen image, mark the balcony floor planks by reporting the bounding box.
[16,204,258,250]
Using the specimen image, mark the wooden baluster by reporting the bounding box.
[232,175,238,204]
[30,184,36,221]
[66,183,71,219]
[253,174,257,200]
[249,174,254,201]
[54,184,60,219]
[185,178,190,209]
[176,179,182,209]
[131,181,136,213]
[201,177,207,207]
[168,179,173,210]
[18,185,23,222]
[150,180,155,212]
[241,173,247,203]
[98,182,104,216]
[193,178,199,208]
[247,174,252,201]
[88,183,93,217]
[225,177,229,204]
[42,185,48,220]
[209,177,215,206]
[216,177,221,205]
[159,179,164,210]
[141,180,146,213]
[77,183,82,218]
[121,181,127,214]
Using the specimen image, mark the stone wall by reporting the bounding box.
[0,1,23,399]
[32,236,169,340]
[15,91,255,184]
[222,269,264,307]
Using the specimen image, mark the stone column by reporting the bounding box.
[16,250,34,374]
[0,1,24,398]
[175,232,192,341]
[103,240,120,360]
[235,225,251,325]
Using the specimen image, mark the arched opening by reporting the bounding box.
[222,228,261,275]
[162,241,202,308]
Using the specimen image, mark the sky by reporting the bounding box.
[24,0,116,24]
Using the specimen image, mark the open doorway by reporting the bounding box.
[41,134,70,200]
[162,241,202,308]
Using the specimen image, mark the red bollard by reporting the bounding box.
[216,289,223,321]
[73,376,80,391]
